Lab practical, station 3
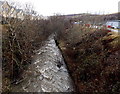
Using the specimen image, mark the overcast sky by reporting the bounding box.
[4,0,120,16]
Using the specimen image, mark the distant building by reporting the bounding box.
[106,20,120,29]
[0,1,41,20]
[105,20,120,32]
[0,1,43,21]
[0,1,25,20]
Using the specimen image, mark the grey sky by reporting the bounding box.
[4,0,120,16]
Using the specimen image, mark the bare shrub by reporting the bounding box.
[59,29,120,92]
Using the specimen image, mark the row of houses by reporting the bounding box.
[0,1,41,20]
[0,1,25,20]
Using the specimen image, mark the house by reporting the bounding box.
[0,1,24,20]
[0,1,42,21]
[16,9,24,20]
[0,1,11,17]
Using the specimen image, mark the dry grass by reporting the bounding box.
[2,16,71,92]
[59,29,120,93]
[2,17,53,92]
[2,14,120,93]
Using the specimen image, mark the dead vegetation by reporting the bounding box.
[2,14,71,92]
[1,5,120,92]
[58,27,120,93]
[2,17,51,92]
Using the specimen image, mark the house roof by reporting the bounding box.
[0,1,24,13]
[0,1,4,7]
[16,9,23,13]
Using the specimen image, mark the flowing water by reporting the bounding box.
[11,34,74,92]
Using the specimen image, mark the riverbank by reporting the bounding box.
[58,30,120,92]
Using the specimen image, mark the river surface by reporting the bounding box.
[11,34,74,92]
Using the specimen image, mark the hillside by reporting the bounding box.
[58,28,120,92]
[58,12,119,25]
